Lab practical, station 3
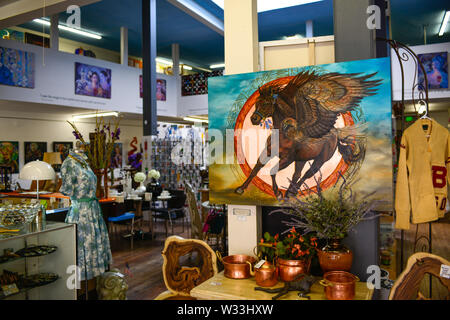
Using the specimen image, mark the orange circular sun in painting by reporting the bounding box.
[234,76,355,198]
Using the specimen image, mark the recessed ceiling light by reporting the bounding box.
[211,0,322,12]
[284,34,303,40]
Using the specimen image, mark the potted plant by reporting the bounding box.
[276,173,381,273]
[67,115,120,199]
[257,229,317,282]
[147,169,162,197]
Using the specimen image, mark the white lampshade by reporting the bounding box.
[20,160,56,180]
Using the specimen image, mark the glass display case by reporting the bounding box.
[0,222,77,300]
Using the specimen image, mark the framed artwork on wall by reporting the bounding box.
[0,141,19,173]
[75,62,112,99]
[140,76,167,101]
[53,142,73,171]
[208,57,393,208]
[156,79,166,101]
[418,51,448,90]
[0,46,35,88]
[24,142,47,163]
[110,142,123,168]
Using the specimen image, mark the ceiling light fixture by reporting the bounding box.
[183,117,209,123]
[155,57,173,65]
[284,34,303,40]
[210,63,225,69]
[439,11,450,36]
[211,0,322,12]
[182,65,193,70]
[33,18,102,40]
[73,112,119,120]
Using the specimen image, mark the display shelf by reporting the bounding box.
[0,221,76,300]
[0,275,59,300]
[0,245,58,265]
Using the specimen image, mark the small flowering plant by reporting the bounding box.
[258,228,318,263]
[67,114,121,170]
[134,172,146,183]
[148,169,160,180]
[276,227,318,261]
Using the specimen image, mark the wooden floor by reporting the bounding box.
[109,218,191,300]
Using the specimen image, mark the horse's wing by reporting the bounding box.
[281,72,381,138]
[301,72,381,112]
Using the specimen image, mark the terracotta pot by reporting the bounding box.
[216,251,256,279]
[249,261,278,287]
[277,258,311,282]
[318,239,353,273]
[320,271,359,300]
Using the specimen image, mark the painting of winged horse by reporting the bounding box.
[208,58,393,207]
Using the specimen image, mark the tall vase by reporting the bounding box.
[317,238,353,273]
[94,169,105,199]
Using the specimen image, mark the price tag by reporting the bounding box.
[1,284,19,296]
[254,260,266,269]
[440,264,450,279]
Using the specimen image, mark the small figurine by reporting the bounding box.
[96,269,128,300]
[255,274,316,300]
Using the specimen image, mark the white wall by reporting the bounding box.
[391,42,450,101]
[0,38,178,117]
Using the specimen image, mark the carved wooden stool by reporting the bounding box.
[155,236,218,300]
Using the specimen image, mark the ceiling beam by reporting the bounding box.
[0,0,101,29]
[166,0,224,36]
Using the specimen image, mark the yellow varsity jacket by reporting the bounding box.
[395,118,449,230]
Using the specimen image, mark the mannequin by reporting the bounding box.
[60,143,112,296]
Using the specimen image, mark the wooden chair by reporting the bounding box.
[389,252,450,300]
[185,183,204,240]
[154,236,218,300]
[185,183,225,252]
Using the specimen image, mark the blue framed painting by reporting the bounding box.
[208,57,393,208]
[0,46,35,88]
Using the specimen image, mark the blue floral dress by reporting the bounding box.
[60,150,112,281]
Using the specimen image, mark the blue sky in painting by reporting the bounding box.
[208,57,392,139]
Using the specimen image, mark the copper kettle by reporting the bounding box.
[247,261,278,287]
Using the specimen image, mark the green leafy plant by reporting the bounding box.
[258,228,318,262]
[273,172,382,241]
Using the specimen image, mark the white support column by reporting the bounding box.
[224,0,261,256]
[224,0,259,75]
[120,26,128,66]
[50,14,59,50]
[172,43,180,76]
[306,20,314,38]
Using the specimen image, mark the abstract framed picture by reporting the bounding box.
[110,142,123,168]
[208,57,393,208]
[418,52,448,90]
[0,141,19,173]
[0,46,35,88]
[75,62,111,99]
[24,142,47,163]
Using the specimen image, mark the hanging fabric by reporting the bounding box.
[395,118,449,230]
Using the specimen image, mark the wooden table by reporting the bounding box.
[190,271,374,300]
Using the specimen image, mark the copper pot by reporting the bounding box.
[277,258,311,282]
[248,261,278,287]
[216,251,257,279]
[318,239,353,273]
[320,271,359,300]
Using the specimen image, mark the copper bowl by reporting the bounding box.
[217,251,257,279]
[320,271,359,300]
[277,258,311,282]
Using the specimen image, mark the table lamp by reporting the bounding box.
[43,152,62,168]
[19,160,56,200]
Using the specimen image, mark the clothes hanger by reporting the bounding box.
[418,100,431,138]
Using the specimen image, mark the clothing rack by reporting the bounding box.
[377,38,433,298]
